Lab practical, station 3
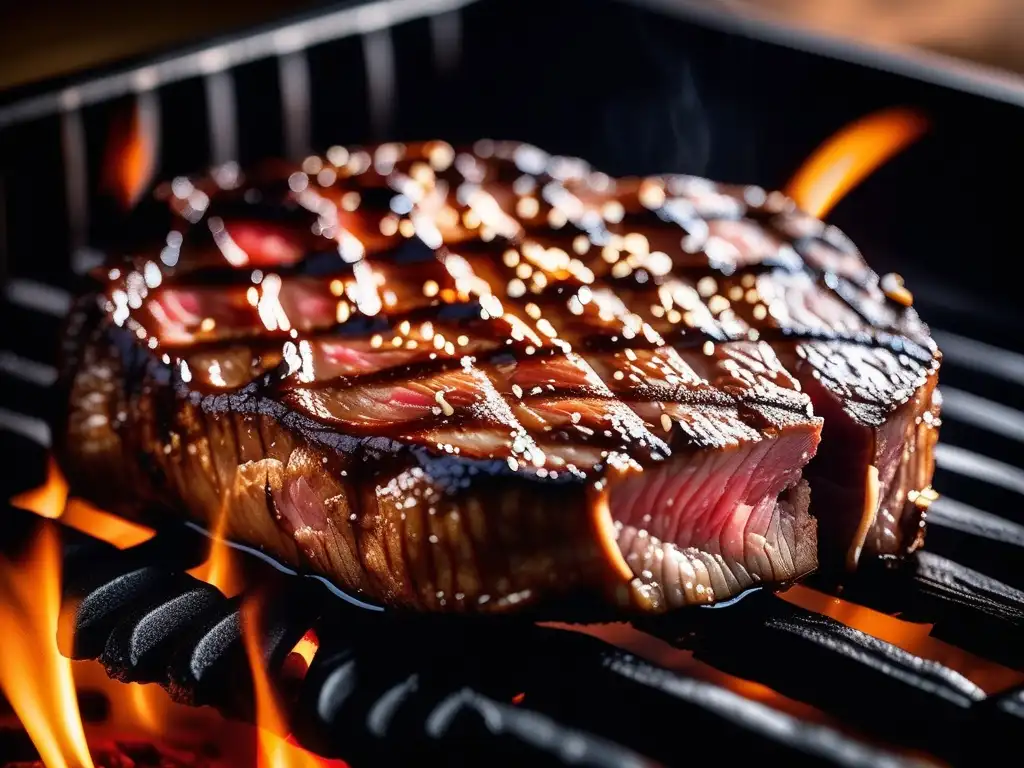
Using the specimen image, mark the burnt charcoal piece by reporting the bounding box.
[297,622,918,767]
[973,684,1024,761]
[61,567,180,660]
[641,592,982,760]
[912,551,1024,670]
[56,140,940,614]
[165,577,324,716]
[922,497,1024,589]
[416,688,663,768]
[100,575,224,683]
[59,528,209,659]
[164,597,250,710]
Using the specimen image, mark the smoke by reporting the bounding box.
[595,13,712,178]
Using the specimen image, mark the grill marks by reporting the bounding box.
[59,139,940,612]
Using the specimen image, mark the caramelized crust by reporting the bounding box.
[57,140,940,612]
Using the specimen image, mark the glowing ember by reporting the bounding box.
[786,107,928,218]
[0,524,94,768]
[781,586,1024,693]
[289,631,320,669]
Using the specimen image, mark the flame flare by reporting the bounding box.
[12,458,69,520]
[189,499,244,597]
[102,98,158,210]
[780,586,1023,692]
[0,524,95,768]
[241,597,323,768]
[12,458,154,549]
[786,107,928,218]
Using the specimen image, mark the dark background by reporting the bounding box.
[5,0,1024,93]
[0,0,329,91]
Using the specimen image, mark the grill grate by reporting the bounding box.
[4,494,1023,766]
[2,0,1024,765]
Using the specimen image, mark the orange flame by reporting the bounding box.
[12,459,154,550]
[102,99,157,210]
[241,597,323,768]
[126,683,165,735]
[0,524,95,768]
[189,500,244,597]
[12,458,69,519]
[781,586,1024,693]
[786,107,928,218]
[62,498,155,550]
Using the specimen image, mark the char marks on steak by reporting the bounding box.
[55,140,940,613]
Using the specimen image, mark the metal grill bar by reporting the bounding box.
[429,9,463,74]
[59,107,89,257]
[3,280,72,316]
[939,387,1024,444]
[362,27,398,139]
[278,50,313,161]
[204,70,239,166]
[931,330,1024,385]
[935,444,1024,497]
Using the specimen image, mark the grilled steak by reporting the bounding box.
[55,141,940,613]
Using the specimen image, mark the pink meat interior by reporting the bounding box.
[608,426,818,609]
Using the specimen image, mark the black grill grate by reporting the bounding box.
[2,0,1024,765]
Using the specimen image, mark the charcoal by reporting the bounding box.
[297,621,921,767]
[60,565,185,660]
[924,497,1024,589]
[640,592,983,760]
[913,552,1024,670]
[251,579,327,670]
[100,575,225,683]
[969,684,1024,761]
[164,597,250,712]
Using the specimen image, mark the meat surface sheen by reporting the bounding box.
[56,140,939,613]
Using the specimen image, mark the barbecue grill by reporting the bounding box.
[1,0,1023,765]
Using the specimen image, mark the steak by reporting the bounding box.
[55,140,940,613]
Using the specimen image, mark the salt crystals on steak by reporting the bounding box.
[54,140,941,613]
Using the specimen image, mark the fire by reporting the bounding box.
[241,597,324,768]
[289,631,320,669]
[68,660,248,757]
[786,107,928,218]
[127,682,164,734]
[0,524,94,768]
[188,500,245,597]
[12,458,154,549]
[781,586,1024,693]
[550,621,825,722]
[62,499,154,550]
[12,457,69,519]
[102,98,157,210]
[781,585,932,647]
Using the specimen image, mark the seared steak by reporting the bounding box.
[55,141,939,613]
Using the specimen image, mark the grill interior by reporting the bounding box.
[1,0,1023,765]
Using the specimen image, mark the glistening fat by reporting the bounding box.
[54,140,941,614]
